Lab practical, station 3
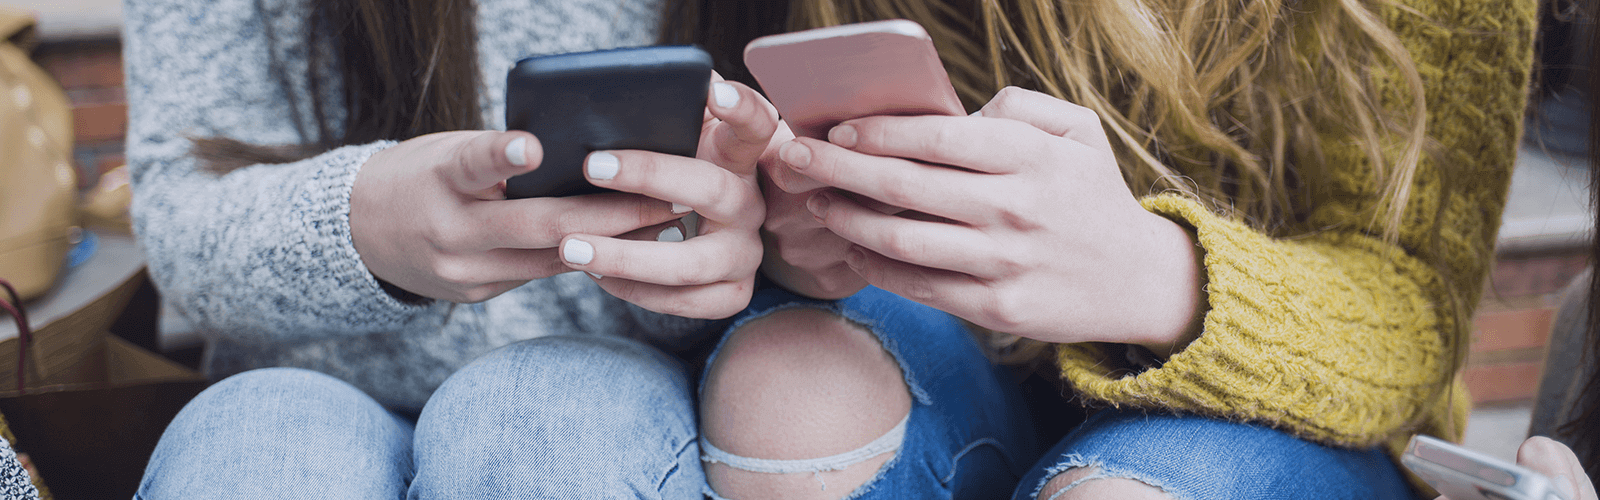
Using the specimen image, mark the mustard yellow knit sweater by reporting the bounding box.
[1053,0,1535,479]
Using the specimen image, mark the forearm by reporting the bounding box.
[1056,195,1461,446]
[134,142,434,343]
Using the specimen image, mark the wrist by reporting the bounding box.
[1129,212,1207,358]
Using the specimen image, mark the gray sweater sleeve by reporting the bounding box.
[125,0,440,344]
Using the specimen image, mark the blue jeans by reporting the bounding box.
[702,287,1041,499]
[136,335,706,499]
[1012,408,1420,500]
[136,287,1037,499]
[138,288,1416,499]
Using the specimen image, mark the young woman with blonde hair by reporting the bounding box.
[668,0,1536,498]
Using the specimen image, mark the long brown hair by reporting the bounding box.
[194,0,481,171]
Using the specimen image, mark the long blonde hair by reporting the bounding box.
[784,0,1436,364]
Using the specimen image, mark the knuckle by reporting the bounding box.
[550,209,585,239]
[448,140,481,186]
[927,123,963,159]
[635,197,664,228]
[992,194,1032,229]
[706,171,747,217]
[990,87,1026,113]
[1065,105,1100,129]
[894,271,938,305]
[991,248,1027,278]
[430,258,477,288]
[877,175,922,208]
[985,288,1036,332]
[879,224,925,260]
[424,215,469,251]
[668,262,716,286]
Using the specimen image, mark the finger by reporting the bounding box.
[809,190,1004,277]
[1518,437,1593,500]
[762,147,828,194]
[701,80,780,177]
[760,124,830,194]
[583,150,761,228]
[438,131,544,194]
[614,219,689,243]
[830,114,1085,175]
[780,138,1001,223]
[458,192,681,251]
[427,248,566,298]
[842,245,992,322]
[978,86,1114,152]
[593,277,754,320]
[559,230,761,287]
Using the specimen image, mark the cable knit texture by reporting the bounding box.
[1053,0,1533,488]
[124,0,712,412]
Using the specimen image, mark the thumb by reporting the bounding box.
[1517,436,1596,500]
[440,130,544,195]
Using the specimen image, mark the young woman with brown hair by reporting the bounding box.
[127,0,789,497]
[130,0,1041,496]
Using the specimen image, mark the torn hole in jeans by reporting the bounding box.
[1033,455,1179,500]
[700,413,908,491]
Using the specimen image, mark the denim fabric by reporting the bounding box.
[137,287,1033,499]
[702,287,1041,500]
[1012,408,1420,500]
[136,367,415,499]
[137,335,705,500]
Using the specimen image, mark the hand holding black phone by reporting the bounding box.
[503,46,712,199]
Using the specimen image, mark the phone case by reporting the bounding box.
[504,46,712,199]
[1403,435,1568,500]
[744,19,964,140]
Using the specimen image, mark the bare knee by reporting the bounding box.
[1039,467,1174,500]
[701,307,912,499]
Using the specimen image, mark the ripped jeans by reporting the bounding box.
[138,286,1414,499]
[700,286,1042,499]
[1013,409,1421,500]
[136,286,1039,499]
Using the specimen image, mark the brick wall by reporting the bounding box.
[1468,252,1590,404]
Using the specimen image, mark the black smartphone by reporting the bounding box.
[504,46,712,199]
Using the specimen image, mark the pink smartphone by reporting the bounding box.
[743,19,965,140]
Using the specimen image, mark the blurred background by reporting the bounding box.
[0,0,1592,476]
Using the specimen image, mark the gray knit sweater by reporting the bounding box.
[124,0,712,412]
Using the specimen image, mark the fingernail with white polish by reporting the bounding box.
[586,271,603,280]
[506,137,527,167]
[587,152,619,180]
[713,82,739,109]
[671,203,692,214]
[563,239,594,265]
[657,226,685,243]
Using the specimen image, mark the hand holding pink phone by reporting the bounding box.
[742,19,964,299]
[744,19,964,141]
